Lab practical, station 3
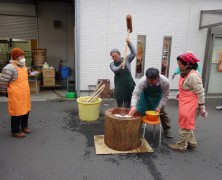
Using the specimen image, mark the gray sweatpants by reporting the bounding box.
[160,106,172,132]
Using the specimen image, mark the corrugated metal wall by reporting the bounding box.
[78,0,222,91]
[0,2,37,39]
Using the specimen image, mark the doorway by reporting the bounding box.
[207,35,222,94]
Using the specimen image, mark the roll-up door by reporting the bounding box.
[0,2,37,39]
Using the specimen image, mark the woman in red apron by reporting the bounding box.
[168,52,208,152]
[0,48,31,138]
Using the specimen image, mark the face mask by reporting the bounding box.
[20,58,26,63]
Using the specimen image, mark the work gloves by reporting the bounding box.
[199,105,208,117]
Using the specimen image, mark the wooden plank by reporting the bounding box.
[98,79,111,98]
[94,135,154,154]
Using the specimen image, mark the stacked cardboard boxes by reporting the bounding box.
[42,68,55,86]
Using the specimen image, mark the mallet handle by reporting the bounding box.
[91,81,102,98]
[122,29,130,69]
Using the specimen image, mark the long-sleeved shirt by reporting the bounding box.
[110,41,136,73]
[0,60,23,93]
[182,71,205,104]
[131,74,170,109]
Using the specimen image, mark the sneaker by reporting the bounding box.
[216,105,222,110]
[168,144,186,152]
[22,127,31,134]
[11,132,26,138]
[188,143,197,150]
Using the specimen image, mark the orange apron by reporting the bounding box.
[178,70,198,130]
[8,63,31,116]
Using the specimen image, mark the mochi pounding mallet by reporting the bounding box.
[122,15,133,69]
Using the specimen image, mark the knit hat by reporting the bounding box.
[110,48,120,55]
[10,48,25,60]
[177,52,200,64]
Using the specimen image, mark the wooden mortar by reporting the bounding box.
[104,108,141,151]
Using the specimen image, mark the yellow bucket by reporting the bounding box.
[77,96,102,121]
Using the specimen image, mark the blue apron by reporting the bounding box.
[137,84,162,116]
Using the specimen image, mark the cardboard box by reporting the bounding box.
[29,80,40,93]
[43,77,55,86]
[31,67,42,74]
[42,68,55,77]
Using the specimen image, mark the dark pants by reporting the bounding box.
[160,107,171,132]
[116,99,131,108]
[11,113,29,133]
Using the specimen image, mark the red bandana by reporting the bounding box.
[178,52,200,64]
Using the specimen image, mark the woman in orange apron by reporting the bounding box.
[168,52,208,152]
[1,48,31,138]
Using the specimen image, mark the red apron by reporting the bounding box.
[8,63,31,116]
[178,70,198,130]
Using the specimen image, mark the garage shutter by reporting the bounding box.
[0,15,37,39]
[0,3,37,39]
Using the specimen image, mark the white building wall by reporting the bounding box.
[78,0,222,91]
[78,0,109,90]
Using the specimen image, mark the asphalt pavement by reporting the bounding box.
[0,97,222,180]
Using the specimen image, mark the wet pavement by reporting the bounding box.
[0,98,222,180]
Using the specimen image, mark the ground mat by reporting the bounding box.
[94,135,154,154]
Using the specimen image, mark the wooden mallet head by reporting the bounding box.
[126,15,132,33]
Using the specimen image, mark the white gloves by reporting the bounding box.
[199,105,208,117]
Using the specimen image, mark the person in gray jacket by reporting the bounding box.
[0,48,31,138]
[129,67,172,138]
[110,38,136,108]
